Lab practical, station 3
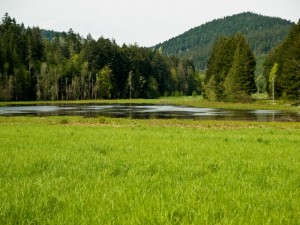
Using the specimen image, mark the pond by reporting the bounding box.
[0,104,299,122]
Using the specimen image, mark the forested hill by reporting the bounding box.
[154,12,294,69]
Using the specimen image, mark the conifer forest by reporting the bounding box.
[0,12,299,102]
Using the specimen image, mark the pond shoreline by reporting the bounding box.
[0,96,299,111]
[0,103,299,122]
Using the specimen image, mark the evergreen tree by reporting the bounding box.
[264,21,300,100]
[281,21,300,100]
[205,33,256,102]
[204,36,231,100]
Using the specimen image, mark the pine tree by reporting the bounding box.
[281,21,300,100]
[224,45,242,102]
[204,36,231,100]
[205,33,256,102]
[264,21,300,100]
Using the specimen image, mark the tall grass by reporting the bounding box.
[0,117,300,224]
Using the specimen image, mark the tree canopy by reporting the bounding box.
[0,13,198,101]
[1,13,298,103]
[263,20,300,100]
[204,33,256,102]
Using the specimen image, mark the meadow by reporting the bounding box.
[0,116,300,224]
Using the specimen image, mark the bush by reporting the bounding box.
[98,116,107,124]
[60,118,69,124]
[192,91,198,97]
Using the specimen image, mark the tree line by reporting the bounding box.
[1,13,299,102]
[263,20,300,100]
[0,13,199,101]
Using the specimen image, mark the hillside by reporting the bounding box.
[154,12,294,70]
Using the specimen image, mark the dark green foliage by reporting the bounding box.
[40,29,62,42]
[154,12,294,70]
[263,21,300,100]
[254,54,267,93]
[204,33,256,102]
[0,14,198,101]
[204,36,234,100]
[0,13,29,101]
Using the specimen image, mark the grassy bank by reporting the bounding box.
[1,117,300,224]
[1,95,299,111]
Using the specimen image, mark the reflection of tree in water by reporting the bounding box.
[0,105,299,122]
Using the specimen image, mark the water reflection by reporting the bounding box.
[0,104,299,122]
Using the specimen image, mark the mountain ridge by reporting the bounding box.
[154,12,295,70]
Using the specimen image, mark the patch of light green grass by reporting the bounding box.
[0,118,300,224]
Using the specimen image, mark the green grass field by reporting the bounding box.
[0,116,300,224]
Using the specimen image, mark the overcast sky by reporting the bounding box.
[1,0,299,47]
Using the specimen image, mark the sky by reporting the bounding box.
[1,0,299,47]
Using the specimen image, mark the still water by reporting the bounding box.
[0,104,299,122]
